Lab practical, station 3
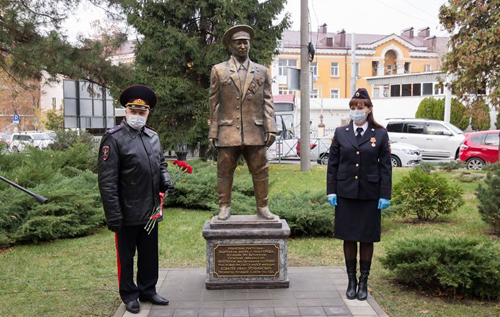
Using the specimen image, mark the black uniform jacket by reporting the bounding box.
[327,121,392,200]
[98,120,171,226]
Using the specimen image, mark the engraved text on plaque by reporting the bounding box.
[213,244,279,277]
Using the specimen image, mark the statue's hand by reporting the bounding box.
[209,138,218,150]
[265,133,276,147]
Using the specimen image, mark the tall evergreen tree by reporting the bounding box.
[116,0,290,151]
[0,0,128,87]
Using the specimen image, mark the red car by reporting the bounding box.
[458,130,499,170]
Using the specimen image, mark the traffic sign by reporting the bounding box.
[13,114,20,124]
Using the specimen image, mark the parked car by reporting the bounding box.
[9,132,53,152]
[315,133,422,167]
[457,130,499,170]
[385,118,465,160]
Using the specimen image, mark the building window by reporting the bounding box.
[413,83,421,96]
[404,62,411,73]
[373,88,380,98]
[402,84,412,96]
[424,64,431,72]
[434,83,444,95]
[278,88,294,95]
[423,83,433,95]
[387,65,393,75]
[278,59,297,76]
[355,62,360,77]
[330,89,339,99]
[331,62,339,76]
[310,62,318,76]
[52,97,56,110]
[390,85,401,97]
[310,89,318,99]
[372,61,378,76]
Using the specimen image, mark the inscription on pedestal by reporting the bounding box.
[213,244,279,277]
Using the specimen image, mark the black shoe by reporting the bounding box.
[357,260,372,301]
[125,300,140,314]
[345,259,357,300]
[139,294,169,305]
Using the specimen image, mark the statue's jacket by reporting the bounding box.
[209,58,278,147]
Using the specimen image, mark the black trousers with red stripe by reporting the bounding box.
[115,224,159,303]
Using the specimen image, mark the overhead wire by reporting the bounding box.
[373,0,434,25]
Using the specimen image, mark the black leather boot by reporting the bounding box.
[357,260,371,300]
[345,259,357,300]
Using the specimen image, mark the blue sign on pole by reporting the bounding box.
[13,114,20,123]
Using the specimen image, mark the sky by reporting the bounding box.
[63,0,449,42]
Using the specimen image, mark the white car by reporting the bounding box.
[385,118,465,160]
[315,133,422,167]
[9,133,53,152]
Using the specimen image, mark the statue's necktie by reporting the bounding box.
[356,127,363,144]
[238,65,246,94]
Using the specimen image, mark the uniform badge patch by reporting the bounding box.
[102,146,110,161]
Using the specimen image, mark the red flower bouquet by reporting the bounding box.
[144,160,193,234]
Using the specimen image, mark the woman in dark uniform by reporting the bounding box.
[326,88,392,301]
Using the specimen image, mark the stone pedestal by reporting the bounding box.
[202,215,290,290]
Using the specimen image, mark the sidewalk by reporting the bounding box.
[113,267,388,317]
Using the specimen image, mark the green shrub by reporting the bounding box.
[415,97,469,130]
[414,162,435,174]
[0,169,104,247]
[453,172,483,183]
[270,190,334,236]
[0,145,102,247]
[476,163,500,234]
[437,161,465,172]
[381,237,500,299]
[48,129,95,151]
[392,168,464,220]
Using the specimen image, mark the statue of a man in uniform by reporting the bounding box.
[209,25,278,221]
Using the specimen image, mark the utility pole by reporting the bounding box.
[300,0,310,171]
[350,33,356,98]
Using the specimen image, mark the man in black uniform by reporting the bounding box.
[98,85,172,314]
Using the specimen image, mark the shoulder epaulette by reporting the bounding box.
[106,125,123,134]
[145,125,157,132]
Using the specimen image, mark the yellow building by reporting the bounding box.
[271,26,448,99]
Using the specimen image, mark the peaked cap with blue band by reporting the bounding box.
[119,85,158,110]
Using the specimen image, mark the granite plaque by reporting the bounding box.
[214,244,279,277]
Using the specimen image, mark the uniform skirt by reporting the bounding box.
[334,197,381,243]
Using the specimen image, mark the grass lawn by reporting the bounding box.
[1,164,499,316]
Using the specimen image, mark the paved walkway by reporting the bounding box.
[114,267,388,317]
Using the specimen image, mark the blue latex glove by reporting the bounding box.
[327,195,337,206]
[378,198,390,209]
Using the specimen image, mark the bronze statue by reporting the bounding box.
[209,25,278,221]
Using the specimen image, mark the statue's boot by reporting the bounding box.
[217,177,233,220]
[253,177,276,220]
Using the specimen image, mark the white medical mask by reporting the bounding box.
[349,110,367,124]
[127,115,147,130]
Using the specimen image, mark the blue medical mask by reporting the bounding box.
[349,110,367,124]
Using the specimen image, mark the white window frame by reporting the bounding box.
[310,89,318,99]
[310,62,318,77]
[355,62,360,77]
[424,64,431,72]
[330,89,340,99]
[278,59,298,76]
[331,62,339,77]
